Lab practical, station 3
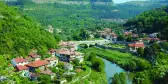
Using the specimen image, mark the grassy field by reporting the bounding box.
[73,70,107,84]
[83,47,151,71]
[104,43,126,49]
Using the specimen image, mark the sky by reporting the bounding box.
[113,0,147,4]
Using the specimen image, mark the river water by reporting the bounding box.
[101,58,132,84]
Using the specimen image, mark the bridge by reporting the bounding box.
[73,39,111,47]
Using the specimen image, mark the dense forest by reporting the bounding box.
[0,2,58,57]
[124,6,168,40]
[4,0,167,40]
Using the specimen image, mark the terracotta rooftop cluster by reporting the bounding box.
[97,28,117,37]
[56,48,81,56]
[59,41,76,48]
[128,41,145,48]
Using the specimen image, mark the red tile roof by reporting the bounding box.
[14,58,27,63]
[124,32,132,35]
[28,53,41,58]
[26,60,49,68]
[128,44,145,47]
[16,65,28,71]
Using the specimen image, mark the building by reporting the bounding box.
[40,69,55,80]
[49,49,57,57]
[28,53,41,61]
[26,60,49,73]
[128,41,145,52]
[55,48,84,63]
[141,38,160,43]
[11,57,28,67]
[15,65,29,77]
[45,57,58,67]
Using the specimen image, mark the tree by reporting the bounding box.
[117,35,125,41]
[129,61,137,71]
[39,75,51,84]
[91,58,104,72]
[137,48,144,57]
[112,72,126,84]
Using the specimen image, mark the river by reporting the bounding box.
[101,58,133,84]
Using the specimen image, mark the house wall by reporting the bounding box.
[11,59,28,66]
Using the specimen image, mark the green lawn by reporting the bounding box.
[104,44,126,49]
[73,70,107,84]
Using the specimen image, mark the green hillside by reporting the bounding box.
[124,6,168,40]
[0,2,58,56]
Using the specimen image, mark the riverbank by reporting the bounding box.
[83,47,151,71]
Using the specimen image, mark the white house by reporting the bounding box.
[128,41,145,52]
[11,57,28,67]
[15,65,29,77]
[45,57,58,67]
[28,53,41,61]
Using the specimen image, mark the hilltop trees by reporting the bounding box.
[124,6,168,40]
[112,72,126,84]
[0,2,58,56]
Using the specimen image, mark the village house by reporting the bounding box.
[124,31,132,36]
[45,57,58,67]
[40,69,55,80]
[28,53,41,61]
[141,38,160,43]
[11,57,28,67]
[55,48,84,63]
[49,49,57,57]
[128,41,145,52]
[15,65,29,77]
[59,41,77,50]
[26,60,49,73]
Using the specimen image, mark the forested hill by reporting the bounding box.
[4,0,168,41]
[0,2,58,56]
[124,6,168,40]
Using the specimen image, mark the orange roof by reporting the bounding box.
[28,53,41,58]
[128,44,145,47]
[16,65,28,71]
[124,32,132,35]
[14,57,27,63]
[26,60,49,68]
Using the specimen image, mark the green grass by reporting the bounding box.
[83,47,151,71]
[73,70,107,84]
[104,43,126,49]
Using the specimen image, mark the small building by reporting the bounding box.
[55,49,71,62]
[26,60,49,73]
[141,38,160,43]
[28,53,41,61]
[49,49,57,57]
[11,57,28,67]
[124,31,132,36]
[56,48,84,63]
[40,69,55,80]
[128,41,145,52]
[15,65,29,77]
[45,57,58,67]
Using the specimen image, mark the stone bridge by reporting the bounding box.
[73,39,111,47]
